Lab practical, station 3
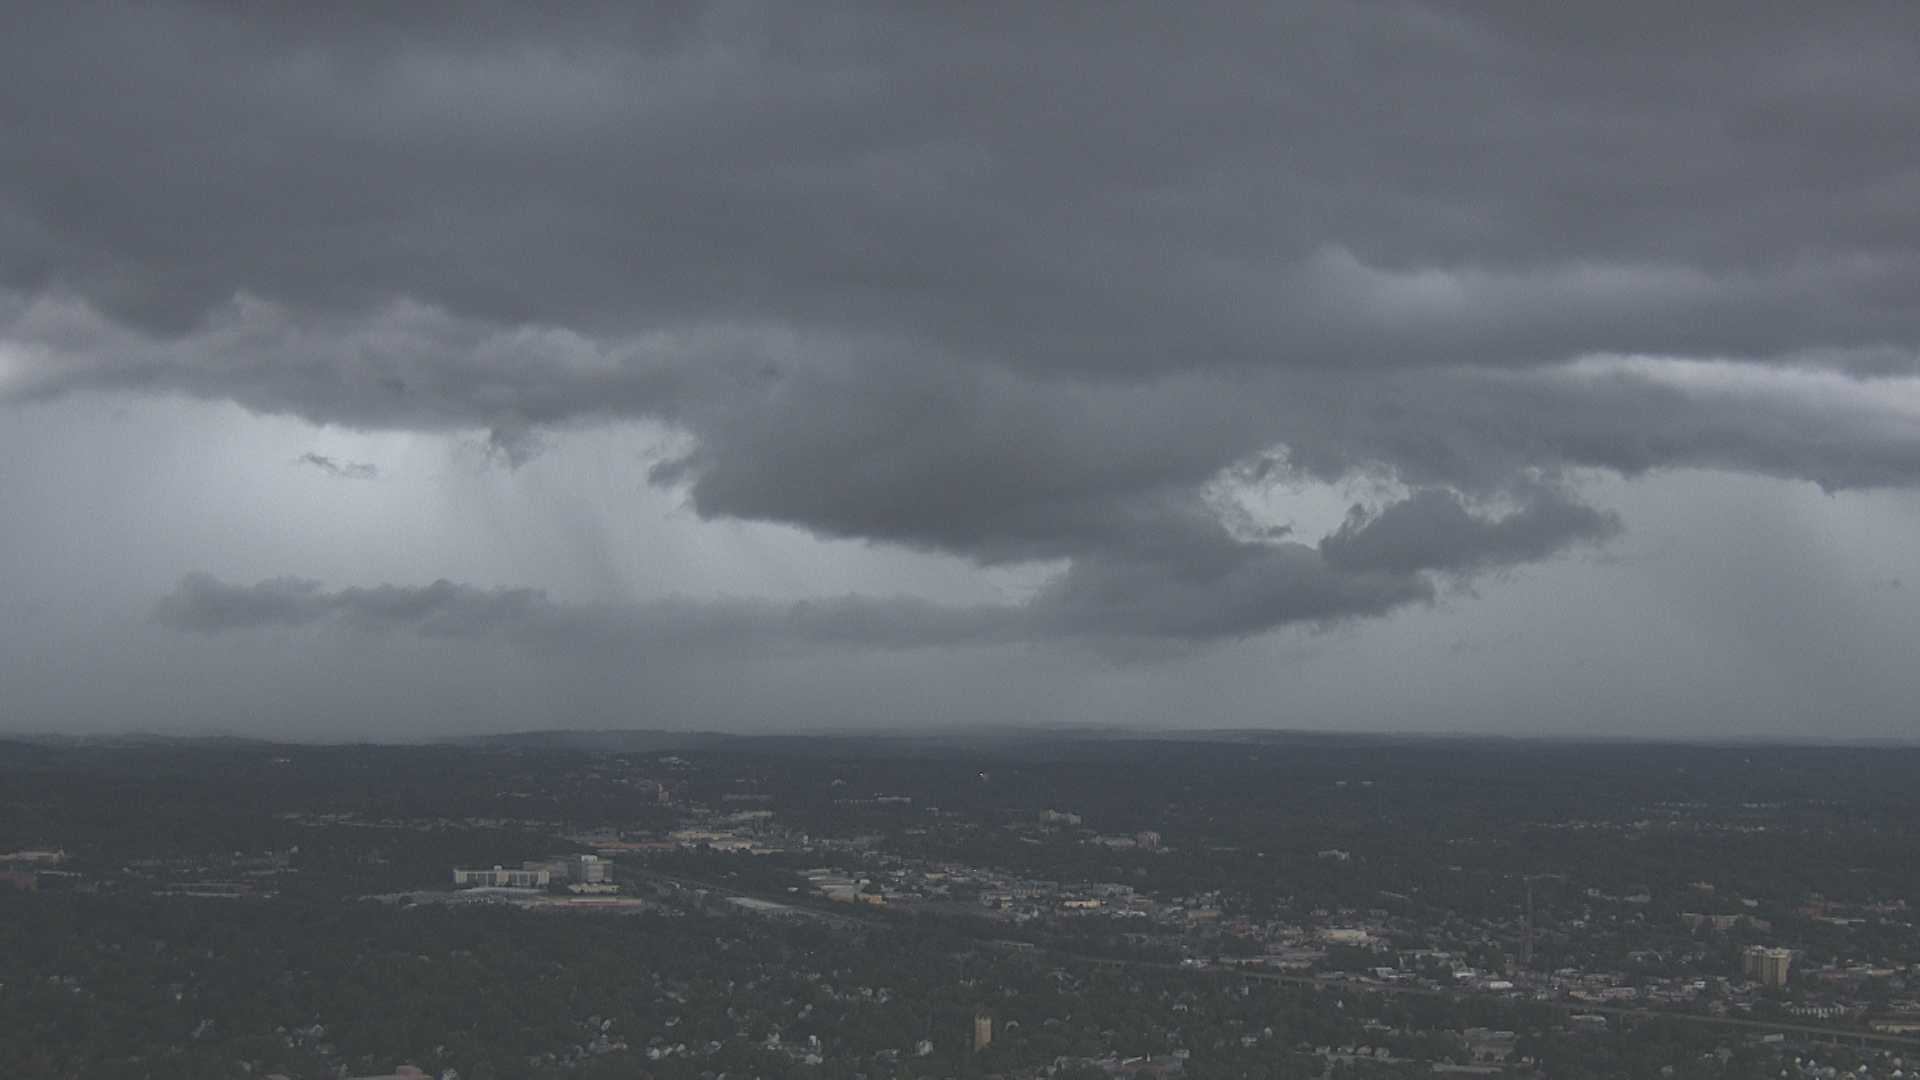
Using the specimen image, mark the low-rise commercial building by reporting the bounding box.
[452,865,551,889]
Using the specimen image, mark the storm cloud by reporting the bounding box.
[1321,488,1622,577]
[4,4,1920,732]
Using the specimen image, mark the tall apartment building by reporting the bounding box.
[1743,946,1793,988]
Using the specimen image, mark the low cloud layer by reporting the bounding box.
[294,452,378,480]
[153,572,1017,654]
[157,478,1619,654]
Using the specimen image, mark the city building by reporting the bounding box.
[452,865,551,889]
[668,828,758,852]
[1744,946,1794,988]
[973,1008,993,1051]
[805,868,861,902]
[567,854,610,884]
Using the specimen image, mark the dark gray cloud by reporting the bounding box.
[153,542,1432,652]
[294,452,378,480]
[1028,541,1432,646]
[1281,364,1920,494]
[5,4,1916,369]
[7,3,1920,655]
[1320,487,1621,576]
[482,426,548,471]
[154,574,333,634]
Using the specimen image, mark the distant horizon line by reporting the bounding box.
[3,723,1916,751]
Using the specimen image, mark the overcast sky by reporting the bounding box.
[4,3,1919,740]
